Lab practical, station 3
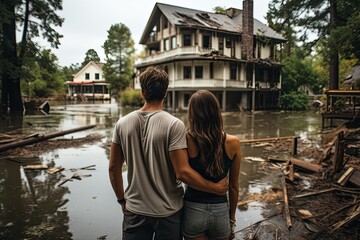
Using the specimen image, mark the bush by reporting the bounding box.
[279,92,309,110]
[120,88,143,107]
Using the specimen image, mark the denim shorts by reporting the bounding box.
[182,200,231,239]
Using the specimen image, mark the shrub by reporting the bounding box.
[279,92,309,110]
[120,88,143,107]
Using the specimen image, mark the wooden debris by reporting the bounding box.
[337,167,355,186]
[288,164,295,182]
[292,137,298,156]
[332,204,360,231]
[47,166,64,174]
[69,164,96,172]
[292,188,337,199]
[237,199,255,206]
[333,132,345,174]
[290,157,323,173]
[298,209,313,219]
[0,125,97,153]
[245,157,266,162]
[282,176,292,228]
[23,165,48,170]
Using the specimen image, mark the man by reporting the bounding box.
[109,67,228,240]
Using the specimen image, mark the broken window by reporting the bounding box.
[218,37,224,54]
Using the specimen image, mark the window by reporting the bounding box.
[184,94,190,107]
[163,18,168,29]
[95,73,100,80]
[203,35,211,48]
[230,63,237,80]
[226,38,232,48]
[218,37,224,54]
[183,66,192,79]
[164,38,170,51]
[195,66,203,79]
[85,73,90,80]
[210,62,214,79]
[183,34,191,46]
[171,36,177,49]
[164,65,168,74]
[257,44,262,58]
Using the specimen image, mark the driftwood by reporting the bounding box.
[282,176,292,228]
[290,158,323,173]
[0,125,96,153]
[47,166,64,174]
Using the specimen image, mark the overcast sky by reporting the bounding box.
[46,0,271,67]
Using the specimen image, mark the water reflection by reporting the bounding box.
[0,103,325,239]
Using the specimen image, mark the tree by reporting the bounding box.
[81,49,100,67]
[0,0,63,113]
[267,0,360,90]
[102,23,135,96]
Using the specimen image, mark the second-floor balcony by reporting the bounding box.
[136,46,214,66]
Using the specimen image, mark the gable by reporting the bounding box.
[73,61,104,82]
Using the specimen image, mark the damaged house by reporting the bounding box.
[134,1,286,111]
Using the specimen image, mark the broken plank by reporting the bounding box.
[23,165,48,170]
[333,132,345,174]
[337,167,355,186]
[290,157,323,173]
[292,188,337,199]
[282,176,292,228]
[288,164,295,182]
[47,166,64,174]
[0,125,97,153]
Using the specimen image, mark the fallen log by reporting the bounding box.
[0,125,96,153]
[290,157,323,173]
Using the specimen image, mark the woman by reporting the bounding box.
[182,90,241,240]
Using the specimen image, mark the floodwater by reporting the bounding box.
[0,101,328,239]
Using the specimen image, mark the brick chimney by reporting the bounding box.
[242,0,254,60]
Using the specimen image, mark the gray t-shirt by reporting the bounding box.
[112,110,187,217]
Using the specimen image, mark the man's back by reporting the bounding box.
[112,110,187,217]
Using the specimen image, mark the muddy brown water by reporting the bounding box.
[0,102,340,239]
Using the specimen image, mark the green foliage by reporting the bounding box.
[81,49,101,67]
[213,6,227,14]
[120,88,143,107]
[279,92,309,110]
[102,23,135,95]
[21,49,65,98]
[282,51,324,94]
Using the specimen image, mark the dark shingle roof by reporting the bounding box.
[140,3,286,44]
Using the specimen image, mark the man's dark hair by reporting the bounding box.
[139,67,169,103]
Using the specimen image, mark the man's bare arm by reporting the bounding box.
[169,149,228,195]
[109,143,125,205]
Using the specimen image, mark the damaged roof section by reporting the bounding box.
[140,2,286,44]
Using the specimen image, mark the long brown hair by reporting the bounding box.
[188,90,224,177]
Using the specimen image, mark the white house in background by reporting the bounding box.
[135,1,287,111]
[66,61,110,101]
